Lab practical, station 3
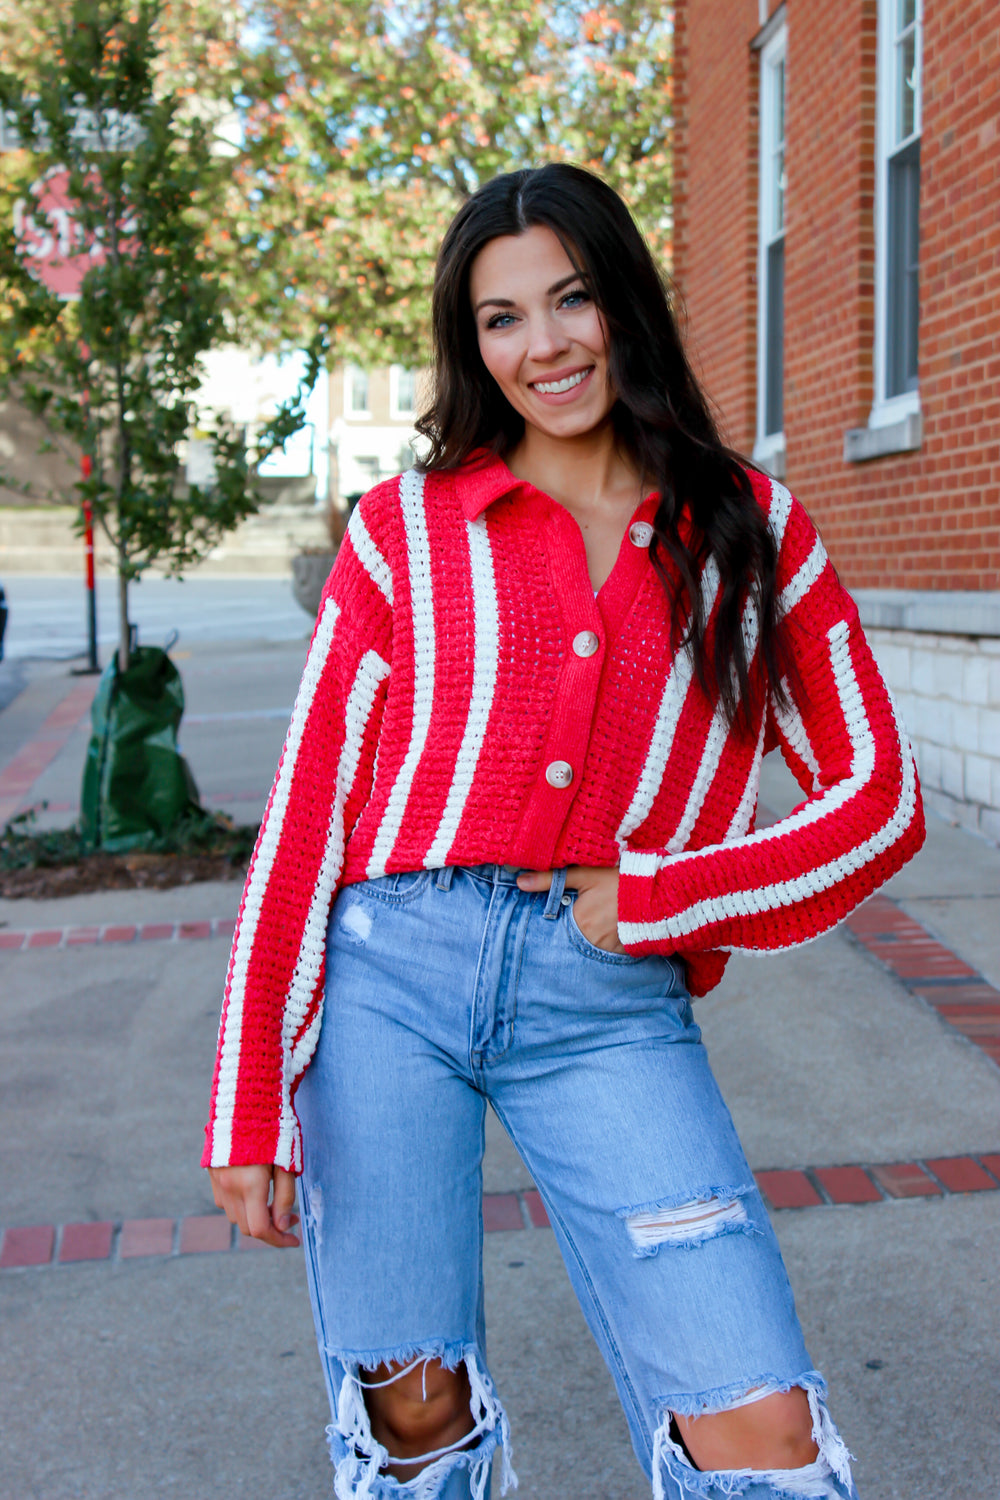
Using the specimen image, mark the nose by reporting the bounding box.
[526,311,571,364]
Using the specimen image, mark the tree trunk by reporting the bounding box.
[117,561,131,674]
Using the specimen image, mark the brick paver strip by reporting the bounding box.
[179,1214,233,1253]
[103,925,137,943]
[522,1189,550,1228]
[869,1163,943,1198]
[0,679,96,816]
[26,930,62,948]
[482,1194,524,1231]
[1,1224,55,1268]
[139,923,177,941]
[924,1156,998,1193]
[66,927,101,945]
[812,1166,882,1204]
[3,1152,999,1272]
[120,1218,175,1258]
[59,1221,114,1262]
[179,921,213,939]
[755,1170,823,1209]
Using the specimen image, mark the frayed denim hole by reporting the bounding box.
[651,1378,856,1500]
[619,1188,757,1258]
[325,1346,516,1500]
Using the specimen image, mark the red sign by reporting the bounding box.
[13,166,137,299]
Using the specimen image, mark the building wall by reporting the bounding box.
[673,0,1000,839]
[673,0,1000,592]
[327,365,425,503]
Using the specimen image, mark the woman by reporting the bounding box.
[206,165,923,1500]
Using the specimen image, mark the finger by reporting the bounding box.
[516,869,552,892]
[271,1167,300,1241]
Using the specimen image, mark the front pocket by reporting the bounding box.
[354,869,434,905]
[564,897,645,965]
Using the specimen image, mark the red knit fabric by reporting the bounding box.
[203,456,924,1171]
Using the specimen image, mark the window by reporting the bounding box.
[754,23,787,472]
[874,0,922,419]
[390,365,417,420]
[345,365,370,417]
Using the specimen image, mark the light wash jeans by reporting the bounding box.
[296,865,860,1500]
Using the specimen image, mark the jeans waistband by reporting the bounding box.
[437,864,569,919]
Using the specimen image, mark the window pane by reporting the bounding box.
[896,29,916,142]
[348,367,369,413]
[395,368,417,414]
[897,0,916,30]
[887,140,920,395]
[765,238,785,434]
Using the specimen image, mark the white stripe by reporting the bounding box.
[725,713,767,840]
[426,516,499,867]
[620,622,919,945]
[617,480,787,851]
[774,677,822,789]
[210,595,341,1165]
[367,469,434,875]
[347,504,394,606]
[766,477,794,551]
[778,535,827,619]
[668,587,763,853]
[275,648,390,1169]
[616,559,721,846]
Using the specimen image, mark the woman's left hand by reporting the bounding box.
[517,865,626,953]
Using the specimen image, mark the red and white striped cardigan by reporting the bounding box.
[204,455,924,1171]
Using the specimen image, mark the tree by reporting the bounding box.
[0,0,313,673]
[214,0,673,364]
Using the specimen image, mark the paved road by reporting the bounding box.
[1,575,314,663]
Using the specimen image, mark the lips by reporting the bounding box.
[529,366,595,396]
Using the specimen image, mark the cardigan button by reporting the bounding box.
[545,760,574,789]
[629,521,654,547]
[572,630,600,658]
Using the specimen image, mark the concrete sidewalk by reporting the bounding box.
[1,649,998,1499]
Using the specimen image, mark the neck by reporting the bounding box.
[507,421,642,509]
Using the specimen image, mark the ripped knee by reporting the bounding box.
[361,1356,473,1452]
[326,1345,516,1499]
[618,1185,757,1256]
[653,1379,856,1499]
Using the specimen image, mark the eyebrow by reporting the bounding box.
[474,272,585,314]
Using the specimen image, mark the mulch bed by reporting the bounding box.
[0,851,249,900]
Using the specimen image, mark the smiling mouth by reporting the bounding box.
[531,367,594,395]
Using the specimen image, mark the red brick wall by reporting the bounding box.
[672,0,1000,591]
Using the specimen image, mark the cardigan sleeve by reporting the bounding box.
[617,489,925,962]
[202,487,395,1172]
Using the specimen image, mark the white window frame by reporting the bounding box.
[344,364,371,419]
[389,364,417,421]
[753,22,788,475]
[870,0,922,430]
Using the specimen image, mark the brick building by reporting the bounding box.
[672,0,1000,841]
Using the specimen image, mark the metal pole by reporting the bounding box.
[81,452,99,673]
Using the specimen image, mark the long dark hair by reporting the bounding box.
[416,163,789,729]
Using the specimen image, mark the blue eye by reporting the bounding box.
[486,312,516,329]
[560,288,590,308]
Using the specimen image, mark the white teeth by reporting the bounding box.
[533,369,590,394]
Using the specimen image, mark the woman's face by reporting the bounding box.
[469,224,614,443]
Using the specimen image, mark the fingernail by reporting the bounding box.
[278,1214,290,1230]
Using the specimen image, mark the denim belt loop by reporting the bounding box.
[435,866,455,892]
[542,866,568,919]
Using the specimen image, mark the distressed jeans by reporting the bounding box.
[296,865,860,1500]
